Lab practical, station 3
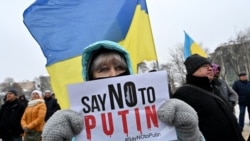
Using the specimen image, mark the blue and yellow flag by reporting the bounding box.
[23,0,157,108]
[183,31,207,59]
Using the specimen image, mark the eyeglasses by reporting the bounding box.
[200,64,212,69]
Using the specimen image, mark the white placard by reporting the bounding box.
[68,71,177,141]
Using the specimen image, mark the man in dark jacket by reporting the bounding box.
[44,90,61,121]
[173,54,244,141]
[18,94,28,108]
[212,63,238,112]
[232,72,250,131]
[0,89,25,141]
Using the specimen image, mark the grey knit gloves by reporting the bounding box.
[42,110,84,141]
[157,98,205,141]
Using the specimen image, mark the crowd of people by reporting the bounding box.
[0,89,60,141]
[43,40,249,141]
[0,40,250,141]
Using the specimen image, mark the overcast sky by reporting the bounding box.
[1,0,250,82]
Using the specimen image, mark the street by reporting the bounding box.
[235,105,250,140]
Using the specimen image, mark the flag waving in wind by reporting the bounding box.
[183,31,207,59]
[23,0,157,108]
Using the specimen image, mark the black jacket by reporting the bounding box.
[0,99,25,138]
[232,80,250,105]
[44,97,61,121]
[173,75,244,141]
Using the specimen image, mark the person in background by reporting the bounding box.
[0,89,25,141]
[19,94,29,108]
[51,93,61,110]
[232,72,250,132]
[44,90,61,121]
[21,90,46,141]
[51,93,55,99]
[3,94,7,103]
[212,63,238,112]
[173,54,244,141]
[42,40,205,141]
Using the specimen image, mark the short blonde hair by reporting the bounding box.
[89,49,128,80]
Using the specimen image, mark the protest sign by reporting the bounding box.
[68,70,177,141]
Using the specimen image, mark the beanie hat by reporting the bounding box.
[184,54,211,75]
[239,72,247,77]
[31,90,42,98]
[7,89,18,96]
[44,90,51,95]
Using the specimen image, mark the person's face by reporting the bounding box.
[93,63,126,79]
[214,68,220,78]
[193,64,214,81]
[6,92,17,102]
[45,92,51,98]
[239,75,247,81]
[31,92,41,100]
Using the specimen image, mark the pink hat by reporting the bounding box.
[211,63,220,74]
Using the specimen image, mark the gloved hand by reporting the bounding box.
[42,110,84,141]
[157,98,205,141]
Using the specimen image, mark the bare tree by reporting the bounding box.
[37,75,51,94]
[160,42,210,93]
[161,44,186,93]
[4,77,14,88]
[11,83,23,96]
[0,77,15,92]
[236,29,250,75]
[210,27,250,85]
[0,77,23,95]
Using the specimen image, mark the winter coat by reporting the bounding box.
[44,97,60,121]
[21,99,46,132]
[19,95,29,108]
[0,99,25,138]
[232,80,250,105]
[213,78,238,111]
[173,74,244,141]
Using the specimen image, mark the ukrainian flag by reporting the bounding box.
[23,0,157,108]
[183,31,207,59]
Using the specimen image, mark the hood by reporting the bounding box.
[82,40,133,81]
[211,63,220,74]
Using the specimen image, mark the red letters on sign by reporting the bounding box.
[84,104,158,140]
[84,115,96,140]
[101,112,114,137]
[118,110,129,136]
[145,105,159,129]
[135,108,142,134]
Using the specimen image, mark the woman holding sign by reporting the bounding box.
[42,40,205,141]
